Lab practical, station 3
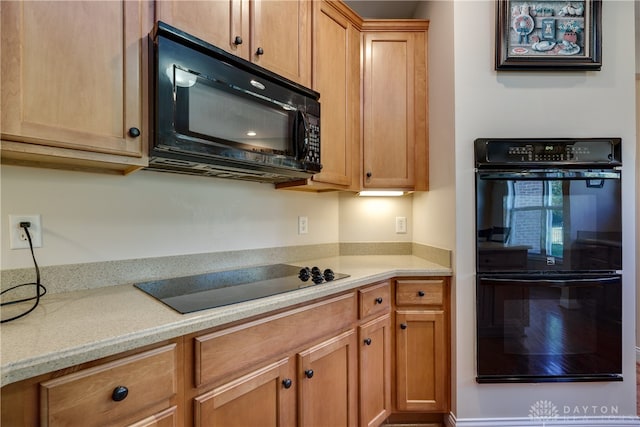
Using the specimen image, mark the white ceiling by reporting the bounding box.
[343,0,420,18]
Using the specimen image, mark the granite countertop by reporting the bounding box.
[0,255,451,387]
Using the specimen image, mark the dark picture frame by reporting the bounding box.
[495,0,602,71]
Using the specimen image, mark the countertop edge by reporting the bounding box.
[1,262,451,387]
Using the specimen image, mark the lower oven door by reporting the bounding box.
[476,274,622,383]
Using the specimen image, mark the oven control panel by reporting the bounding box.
[475,138,622,167]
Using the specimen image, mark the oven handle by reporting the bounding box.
[477,170,620,180]
[479,276,620,286]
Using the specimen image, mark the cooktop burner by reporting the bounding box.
[134,264,349,314]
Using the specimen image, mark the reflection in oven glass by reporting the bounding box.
[476,174,622,273]
[477,279,622,380]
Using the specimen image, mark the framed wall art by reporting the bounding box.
[495,0,602,70]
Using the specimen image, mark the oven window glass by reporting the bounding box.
[507,181,564,258]
[476,172,621,272]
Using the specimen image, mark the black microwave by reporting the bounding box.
[147,22,321,183]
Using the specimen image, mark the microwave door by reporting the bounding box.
[171,70,294,156]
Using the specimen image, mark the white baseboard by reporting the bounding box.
[446,413,640,427]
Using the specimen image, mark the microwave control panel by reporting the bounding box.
[306,115,321,165]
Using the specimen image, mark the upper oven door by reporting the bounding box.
[476,169,622,273]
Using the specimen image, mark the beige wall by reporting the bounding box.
[412,0,458,415]
[338,192,413,243]
[412,0,456,253]
[0,166,340,269]
[450,0,637,420]
[637,76,640,358]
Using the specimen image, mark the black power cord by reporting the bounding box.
[1,222,47,323]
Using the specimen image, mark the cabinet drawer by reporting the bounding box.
[195,292,357,387]
[358,281,390,319]
[396,279,445,307]
[40,344,177,427]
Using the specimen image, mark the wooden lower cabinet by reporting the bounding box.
[192,328,358,427]
[395,310,447,412]
[188,292,358,427]
[127,406,178,427]
[394,278,450,414]
[41,344,179,427]
[1,277,450,427]
[1,340,182,427]
[359,314,392,427]
[193,358,296,427]
[298,329,358,427]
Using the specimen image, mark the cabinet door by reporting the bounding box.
[359,314,391,427]
[251,0,311,86]
[155,0,249,59]
[1,1,147,168]
[362,30,427,189]
[126,406,177,427]
[309,0,359,188]
[297,329,358,427]
[194,358,296,427]
[395,310,448,412]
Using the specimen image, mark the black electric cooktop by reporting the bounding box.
[135,264,349,314]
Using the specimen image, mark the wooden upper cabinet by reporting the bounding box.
[155,1,247,58]
[0,1,150,174]
[251,0,311,86]
[276,0,360,192]
[361,22,428,190]
[308,0,360,189]
[156,0,311,87]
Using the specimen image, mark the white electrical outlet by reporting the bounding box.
[9,215,42,249]
[395,216,407,234]
[298,216,308,234]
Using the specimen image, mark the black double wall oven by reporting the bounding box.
[474,138,623,383]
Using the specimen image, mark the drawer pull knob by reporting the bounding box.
[256,47,264,55]
[375,297,383,304]
[304,369,314,379]
[282,378,292,389]
[128,127,140,138]
[418,290,425,297]
[233,36,243,45]
[364,338,372,346]
[400,323,408,330]
[111,386,129,402]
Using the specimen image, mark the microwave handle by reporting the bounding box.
[295,110,309,161]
